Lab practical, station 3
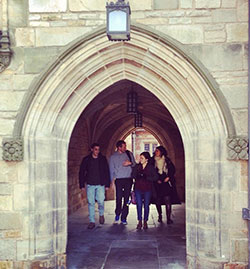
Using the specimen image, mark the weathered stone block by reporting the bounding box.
[226,23,248,42]
[0,184,12,195]
[29,0,66,12]
[212,9,237,23]
[0,240,16,259]
[180,0,192,8]
[169,17,192,24]
[14,184,29,211]
[196,0,220,8]
[17,240,29,261]
[155,25,203,44]
[4,231,21,238]
[189,44,243,72]
[13,74,35,91]
[24,47,59,74]
[237,0,248,22]
[205,30,226,43]
[0,91,24,111]
[0,213,22,229]
[221,84,248,109]
[0,119,15,136]
[197,227,216,257]
[9,0,28,27]
[36,27,92,47]
[15,28,35,47]
[197,211,215,226]
[222,0,236,8]
[232,191,247,211]
[0,196,12,210]
[197,191,215,210]
[154,0,178,9]
[224,264,248,269]
[35,212,53,237]
[231,239,248,262]
[0,161,18,183]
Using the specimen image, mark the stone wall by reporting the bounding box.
[68,115,89,215]
[0,0,248,268]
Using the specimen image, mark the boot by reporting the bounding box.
[158,215,163,223]
[166,204,173,224]
[143,221,148,229]
[136,220,142,230]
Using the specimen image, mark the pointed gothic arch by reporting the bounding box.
[13,24,236,267]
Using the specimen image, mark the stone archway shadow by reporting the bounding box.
[12,23,236,267]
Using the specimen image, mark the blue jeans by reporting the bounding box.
[135,190,152,221]
[87,185,105,223]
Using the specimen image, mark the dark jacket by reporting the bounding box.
[79,153,110,188]
[132,163,158,193]
[151,156,180,205]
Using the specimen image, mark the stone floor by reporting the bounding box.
[67,201,186,269]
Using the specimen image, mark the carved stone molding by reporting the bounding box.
[2,138,23,161]
[0,30,12,73]
[227,137,248,160]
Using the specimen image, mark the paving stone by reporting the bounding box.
[67,201,186,268]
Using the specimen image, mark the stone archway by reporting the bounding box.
[11,24,236,267]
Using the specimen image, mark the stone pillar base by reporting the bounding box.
[0,253,66,269]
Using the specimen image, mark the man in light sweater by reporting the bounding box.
[109,140,136,225]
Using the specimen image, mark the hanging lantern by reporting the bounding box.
[134,112,142,127]
[127,91,138,114]
[106,0,131,41]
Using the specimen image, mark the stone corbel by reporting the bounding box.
[0,30,12,72]
[2,138,23,161]
[227,137,248,160]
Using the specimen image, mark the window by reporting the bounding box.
[144,143,150,152]
[152,143,158,152]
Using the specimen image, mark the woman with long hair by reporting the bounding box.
[152,146,180,224]
[132,152,158,230]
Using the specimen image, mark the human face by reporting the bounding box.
[118,143,126,153]
[155,148,161,157]
[91,146,100,158]
[139,154,148,165]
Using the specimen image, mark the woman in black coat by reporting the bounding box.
[151,146,180,224]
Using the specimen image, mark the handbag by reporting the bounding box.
[131,190,136,205]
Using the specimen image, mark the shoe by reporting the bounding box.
[167,219,173,225]
[158,215,163,223]
[99,215,105,225]
[121,220,127,225]
[136,220,142,230]
[114,215,119,223]
[87,222,95,229]
[143,221,148,230]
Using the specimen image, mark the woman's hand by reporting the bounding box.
[123,160,131,166]
[157,180,162,184]
[164,177,170,182]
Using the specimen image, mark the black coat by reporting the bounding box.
[79,153,110,188]
[151,157,180,205]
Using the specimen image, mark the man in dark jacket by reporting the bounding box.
[79,143,110,229]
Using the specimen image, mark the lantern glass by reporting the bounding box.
[109,10,127,32]
[135,112,143,128]
[127,91,138,114]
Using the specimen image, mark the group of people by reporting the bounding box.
[79,140,180,230]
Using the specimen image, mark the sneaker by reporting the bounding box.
[121,220,127,225]
[99,215,105,225]
[114,215,119,223]
[87,222,95,229]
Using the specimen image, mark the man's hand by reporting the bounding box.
[123,160,131,167]
[164,177,170,183]
[105,187,109,191]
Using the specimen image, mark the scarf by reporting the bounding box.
[154,155,168,175]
